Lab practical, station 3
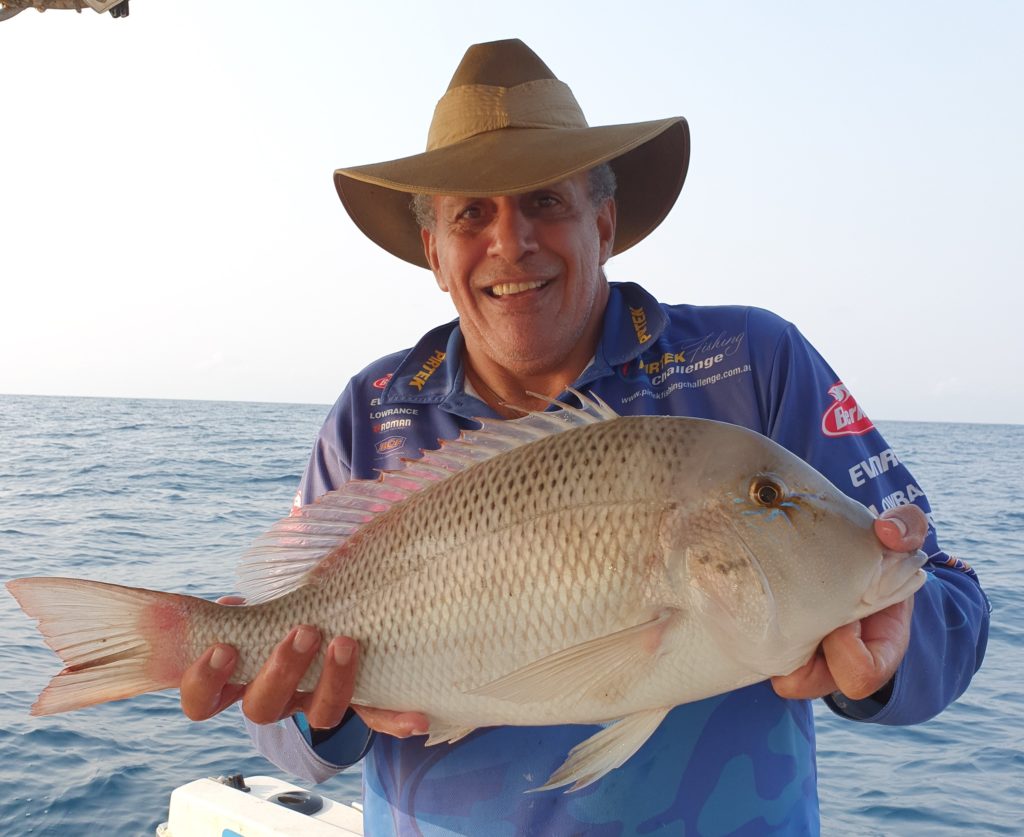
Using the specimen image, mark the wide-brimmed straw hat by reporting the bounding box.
[334,38,690,269]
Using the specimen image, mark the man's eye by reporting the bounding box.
[457,205,483,221]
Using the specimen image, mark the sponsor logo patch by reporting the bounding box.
[619,331,746,384]
[822,382,875,437]
[369,407,418,420]
[375,435,406,454]
[940,554,976,575]
[373,374,393,390]
[409,350,446,392]
[630,306,652,344]
[849,448,900,487]
[374,418,413,433]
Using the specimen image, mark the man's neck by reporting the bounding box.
[463,355,594,418]
[460,275,609,417]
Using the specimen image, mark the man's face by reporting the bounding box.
[421,173,616,379]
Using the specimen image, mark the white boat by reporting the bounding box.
[157,774,364,837]
[0,0,128,22]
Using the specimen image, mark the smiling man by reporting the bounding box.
[180,39,989,835]
[423,173,614,418]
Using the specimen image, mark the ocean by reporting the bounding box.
[0,394,1019,836]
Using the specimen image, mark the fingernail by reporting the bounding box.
[209,646,233,671]
[332,639,354,666]
[410,724,429,736]
[889,516,908,537]
[292,626,319,654]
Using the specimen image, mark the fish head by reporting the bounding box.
[663,419,926,675]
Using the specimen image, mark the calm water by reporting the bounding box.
[0,394,1019,836]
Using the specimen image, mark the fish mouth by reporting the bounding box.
[485,279,552,298]
[858,549,928,615]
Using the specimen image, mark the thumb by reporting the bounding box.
[875,505,928,552]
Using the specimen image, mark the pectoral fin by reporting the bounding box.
[532,707,671,792]
[467,609,678,706]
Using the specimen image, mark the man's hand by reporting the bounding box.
[771,504,929,701]
[179,597,429,737]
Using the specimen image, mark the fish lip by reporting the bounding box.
[860,548,929,612]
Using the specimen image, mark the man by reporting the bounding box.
[181,39,989,834]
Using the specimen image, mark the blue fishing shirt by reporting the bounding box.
[246,282,989,836]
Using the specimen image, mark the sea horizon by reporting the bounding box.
[3,390,1020,428]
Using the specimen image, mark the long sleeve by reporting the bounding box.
[245,383,378,781]
[826,564,990,723]
[242,340,472,783]
[752,310,990,724]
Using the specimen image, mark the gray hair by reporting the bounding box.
[586,161,617,210]
[410,191,436,231]
[409,162,617,230]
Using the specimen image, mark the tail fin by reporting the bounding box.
[7,577,204,716]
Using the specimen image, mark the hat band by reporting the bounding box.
[426,79,589,150]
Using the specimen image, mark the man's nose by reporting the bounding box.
[486,202,539,262]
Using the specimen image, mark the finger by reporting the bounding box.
[820,621,881,699]
[771,647,837,700]
[821,602,912,699]
[304,637,359,731]
[353,704,430,738]
[180,643,245,721]
[216,595,246,606]
[242,625,322,725]
[874,505,928,552]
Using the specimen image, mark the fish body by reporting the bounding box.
[7,393,926,790]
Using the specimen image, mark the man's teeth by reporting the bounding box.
[490,281,547,297]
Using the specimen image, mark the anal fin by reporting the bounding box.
[424,722,476,747]
[532,707,671,793]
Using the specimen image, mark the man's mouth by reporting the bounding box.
[487,280,550,298]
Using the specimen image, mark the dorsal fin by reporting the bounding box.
[236,389,618,603]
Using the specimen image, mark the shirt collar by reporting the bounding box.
[596,281,668,367]
[381,319,464,406]
[381,282,666,415]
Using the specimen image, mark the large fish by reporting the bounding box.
[7,392,926,791]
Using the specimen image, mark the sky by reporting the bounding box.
[1,1,1021,424]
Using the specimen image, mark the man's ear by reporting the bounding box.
[597,198,617,265]
[421,226,449,292]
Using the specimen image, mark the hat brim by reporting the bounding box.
[334,117,689,268]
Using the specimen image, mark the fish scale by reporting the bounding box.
[6,393,927,791]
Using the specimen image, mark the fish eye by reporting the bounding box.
[750,475,786,507]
